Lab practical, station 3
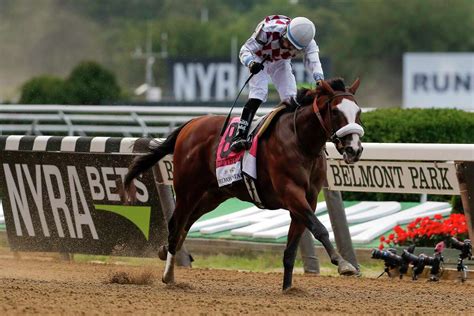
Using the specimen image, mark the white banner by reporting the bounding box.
[403,53,474,110]
[327,160,460,195]
[170,58,331,101]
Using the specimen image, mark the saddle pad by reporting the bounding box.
[216,117,245,187]
[216,105,286,187]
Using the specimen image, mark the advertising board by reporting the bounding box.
[403,53,474,110]
[169,58,331,101]
[0,151,167,256]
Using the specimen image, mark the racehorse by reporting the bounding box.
[123,78,364,291]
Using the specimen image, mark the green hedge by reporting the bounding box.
[341,108,474,202]
[19,76,67,104]
[19,61,121,105]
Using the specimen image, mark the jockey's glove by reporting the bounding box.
[249,61,264,75]
[313,72,324,85]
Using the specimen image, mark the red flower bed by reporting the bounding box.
[379,213,468,249]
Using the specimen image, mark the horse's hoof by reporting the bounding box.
[338,260,358,276]
[158,245,168,261]
[162,274,175,284]
[330,255,339,266]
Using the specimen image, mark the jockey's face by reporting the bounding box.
[281,37,296,50]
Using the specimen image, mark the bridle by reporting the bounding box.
[292,90,364,153]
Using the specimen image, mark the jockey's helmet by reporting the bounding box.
[285,17,315,50]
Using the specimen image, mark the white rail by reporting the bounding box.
[0,105,272,137]
[326,142,474,161]
[0,104,375,137]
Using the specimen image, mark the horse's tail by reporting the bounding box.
[124,122,188,192]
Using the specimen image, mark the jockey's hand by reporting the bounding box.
[313,73,324,85]
[249,61,264,75]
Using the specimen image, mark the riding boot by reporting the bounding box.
[230,98,262,152]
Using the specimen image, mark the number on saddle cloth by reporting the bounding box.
[219,106,287,160]
[220,121,240,159]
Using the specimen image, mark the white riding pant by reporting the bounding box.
[248,59,297,103]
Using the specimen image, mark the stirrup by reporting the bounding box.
[230,138,249,152]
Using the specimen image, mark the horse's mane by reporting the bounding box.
[285,77,346,111]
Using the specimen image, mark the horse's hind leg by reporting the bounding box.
[159,207,206,262]
[162,199,191,284]
[162,191,227,284]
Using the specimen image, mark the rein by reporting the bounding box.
[312,92,355,139]
[292,90,358,154]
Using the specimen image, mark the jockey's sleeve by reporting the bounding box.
[239,22,266,67]
[303,40,324,80]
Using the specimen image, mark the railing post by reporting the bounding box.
[299,229,320,273]
[58,111,75,136]
[456,162,474,240]
[131,112,149,137]
[323,186,359,271]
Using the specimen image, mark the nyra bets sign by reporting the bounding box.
[0,151,167,256]
[403,53,474,110]
[327,160,460,195]
[169,58,331,101]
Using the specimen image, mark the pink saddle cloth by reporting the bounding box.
[216,117,258,187]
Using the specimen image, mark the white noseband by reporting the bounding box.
[335,123,365,138]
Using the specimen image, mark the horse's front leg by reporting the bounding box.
[283,218,306,291]
[285,184,357,276]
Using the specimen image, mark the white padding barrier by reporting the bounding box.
[231,203,328,237]
[326,143,474,161]
[329,202,450,243]
[350,207,452,243]
[189,189,458,242]
[189,207,261,233]
[200,210,287,234]
[345,202,401,224]
[252,202,379,239]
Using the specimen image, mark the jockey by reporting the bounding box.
[230,15,325,152]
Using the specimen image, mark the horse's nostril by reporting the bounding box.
[345,147,355,155]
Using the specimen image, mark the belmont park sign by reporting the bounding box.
[156,154,460,195]
[327,161,459,195]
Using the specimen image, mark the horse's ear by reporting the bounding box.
[320,80,335,96]
[348,78,361,95]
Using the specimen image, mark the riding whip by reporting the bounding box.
[220,55,269,136]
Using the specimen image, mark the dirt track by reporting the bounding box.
[0,251,473,315]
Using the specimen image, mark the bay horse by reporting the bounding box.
[124,78,364,291]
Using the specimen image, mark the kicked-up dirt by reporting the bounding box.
[0,250,473,315]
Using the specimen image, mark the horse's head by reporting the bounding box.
[313,78,364,164]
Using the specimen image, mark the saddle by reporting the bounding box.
[215,105,286,207]
[249,104,286,140]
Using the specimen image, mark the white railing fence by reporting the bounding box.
[0,104,375,137]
